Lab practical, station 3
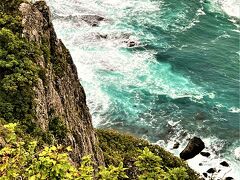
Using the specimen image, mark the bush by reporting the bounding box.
[0,123,128,180]
[0,13,41,134]
[97,129,200,180]
[135,147,189,180]
[49,116,68,141]
[0,123,195,180]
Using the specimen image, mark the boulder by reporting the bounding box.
[203,173,208,178]
[80,15,106,27]
[220,161,229,167]
[200,152,211,157]
[207,168,216,174]
[180,137,205,160]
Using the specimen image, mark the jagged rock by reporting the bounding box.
[207,168,216,174]
[173,142,180,149]
[200,152,211,157]
[180,137,205,160]
[220,161,229,167]
[19,1,104,166]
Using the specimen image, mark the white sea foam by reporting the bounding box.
[229,107,240,113]
[234,147,240,160]
[209,0,240,19]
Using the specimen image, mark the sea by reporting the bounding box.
[46,0,240,179]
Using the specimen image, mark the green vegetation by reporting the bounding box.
[0,17,40,132]
[1,123,192,180]
[0,5,65,143]
[49,116,68,141]
[0,0,24,14]
[97,129,200,180]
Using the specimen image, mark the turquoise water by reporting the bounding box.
[47,0,239,178]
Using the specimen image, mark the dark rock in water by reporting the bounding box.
[128,41,136,47]
[199,163,203,166]
[173,142,180,149]
[195,111,206,120]
[80,15,106,27]
[220,161,230,167]
[225,177,234,180]
[180,137,205,160]
[200,152,211,157]
[96,33,108,39]
[207,168,216,174]
[203,173,208,178]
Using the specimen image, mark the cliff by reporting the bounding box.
[0,0,103,166]
[22,1,104,165]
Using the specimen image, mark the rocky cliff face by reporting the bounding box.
[19,1,104,165]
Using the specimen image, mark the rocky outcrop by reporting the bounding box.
[180,137,205,160]
[19,1,104,166]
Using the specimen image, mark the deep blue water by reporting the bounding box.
[47,0,239,178]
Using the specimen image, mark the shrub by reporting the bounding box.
[97,129,200,180]
[0,13,41,135]
[49,116,68,141]
[0,123,128,180]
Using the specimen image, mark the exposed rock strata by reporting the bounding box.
[19,1,104,166]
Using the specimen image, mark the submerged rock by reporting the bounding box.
[220,161,229,167]
[180,137,205,160]
[95,33,108,39]
[200,152,211,157]
[127,41,136,47]
[173,142,180,149]
[80,15,106,27]
[195,111,206,120]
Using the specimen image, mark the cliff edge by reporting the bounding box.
[0,0,104,166]
[21,1,104,165]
